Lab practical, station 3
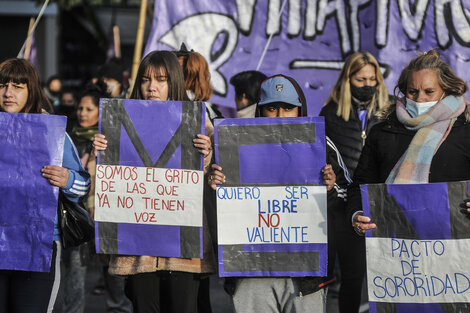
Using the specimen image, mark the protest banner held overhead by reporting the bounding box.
[144,0,470,115]
[95,99,205,259]
[215,116,328,277]
[0,113,66,272]
[362,182,470,312]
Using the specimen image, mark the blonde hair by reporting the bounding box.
[324,51,388,121]
[378,49,470,121]
[394,49,467,97]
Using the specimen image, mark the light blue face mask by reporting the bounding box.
[405,98,439,117]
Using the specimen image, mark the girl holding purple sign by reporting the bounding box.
[0,58,91,313]
[93,50,215,313]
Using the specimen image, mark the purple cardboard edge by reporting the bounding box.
[360,184,373,238]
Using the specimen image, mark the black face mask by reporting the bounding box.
[350,84,377,102]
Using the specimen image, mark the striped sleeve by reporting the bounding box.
[61,133,91,202]
[326,136,351,201]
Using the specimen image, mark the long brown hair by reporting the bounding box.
[130,51,187,101]
[178,52,213,101]
[324,51,388,121]
[0,58,50,113]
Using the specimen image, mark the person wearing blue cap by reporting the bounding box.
[209,74,350,313]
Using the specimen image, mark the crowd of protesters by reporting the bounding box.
[1,45,470,313]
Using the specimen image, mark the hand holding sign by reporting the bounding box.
[41,165,70,188]
[322,164,335,191]
[93,133,107,155]
[352,213,377,234]
[208,164,225,190]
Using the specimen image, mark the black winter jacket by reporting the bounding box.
[319,100,381,176]
[347,108,470,218]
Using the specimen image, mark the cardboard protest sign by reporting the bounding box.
[0,113,66,272]
[215,117,327,277]
[95,99,205,258]
[362,182,470,312]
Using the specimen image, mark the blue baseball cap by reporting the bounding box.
[258,76,302,107]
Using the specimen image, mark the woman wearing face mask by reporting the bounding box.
[349,49,470,250]
[319,51,390,313]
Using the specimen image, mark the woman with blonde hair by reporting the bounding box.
[320,51,390,313]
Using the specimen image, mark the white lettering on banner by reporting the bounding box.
[159,13,239,96]
[235,0,257,34]
[155,0,470,95]
[366,237,470,303]
[216,185,327,245]
[434,0,470,48]
[94,165,203,227]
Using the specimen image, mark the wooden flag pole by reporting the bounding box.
[130,0,149,87]
[17,0,50,58]
[24,17,35,60]
[113,25,121,58]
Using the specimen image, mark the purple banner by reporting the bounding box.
[215,117,328,277]
[0,113,66,272]
[145,0,470,116]
[96,99,205,258]
[361,181,470,312]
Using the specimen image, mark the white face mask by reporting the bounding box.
[106,80,121,97]
[405,98,439,117]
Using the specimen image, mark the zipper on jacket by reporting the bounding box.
[361,130,367,146]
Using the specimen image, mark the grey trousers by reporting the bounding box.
[53,246,85,313]
[232,278,326,313]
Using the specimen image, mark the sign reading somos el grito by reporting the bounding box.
[215,117,327,277]
[362,182,470,312]
[94,99,205,259]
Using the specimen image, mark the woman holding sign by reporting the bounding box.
[93,50,215,313]
[0,58,90,312]
[349,51,470,239]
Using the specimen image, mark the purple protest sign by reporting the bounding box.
[215,117,328,277]
[95,99,205,259]
[145,1,470,116]
[0,113,66,272]
[361,182,470,311]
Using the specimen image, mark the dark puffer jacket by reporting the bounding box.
[347,107,470,217]
[320,100,381,176]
